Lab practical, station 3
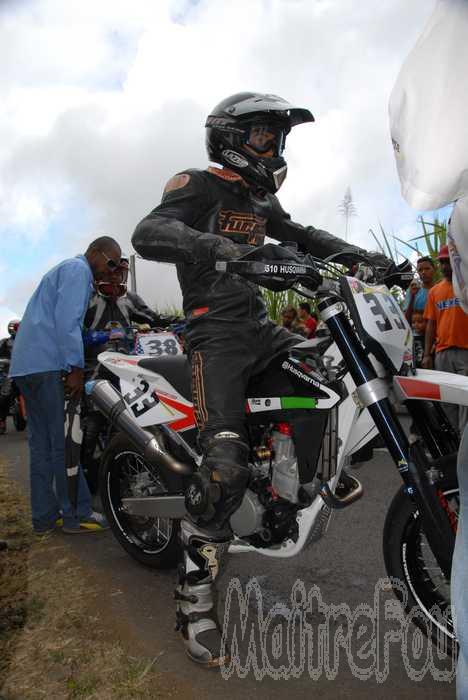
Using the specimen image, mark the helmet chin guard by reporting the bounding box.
[256,157,288,193]
[96,281,127,300]
[96,256,129,300]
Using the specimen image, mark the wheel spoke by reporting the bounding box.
[111,449,175,554]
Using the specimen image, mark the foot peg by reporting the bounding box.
[319,472,363,510]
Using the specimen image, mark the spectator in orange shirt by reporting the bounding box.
[423,245,468,433]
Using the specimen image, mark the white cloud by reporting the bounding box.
[0,0,437,321]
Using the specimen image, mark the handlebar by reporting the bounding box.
[215,255,323,293]
[215,243,412,294]
[215,259,316,278]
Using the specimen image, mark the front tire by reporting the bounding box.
[99,433,183,569]
[383,454,458,654]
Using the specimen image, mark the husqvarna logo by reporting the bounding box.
[222,149,248,168]
[282,360,320,387]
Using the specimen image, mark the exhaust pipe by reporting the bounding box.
[85,379,193,477]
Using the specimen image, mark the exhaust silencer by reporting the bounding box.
[85,379,193,477]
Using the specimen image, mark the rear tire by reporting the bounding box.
[383,454,458,654]
[99,432,183,569]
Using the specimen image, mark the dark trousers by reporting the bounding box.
[188,319,300,444]
[15,371,92,531]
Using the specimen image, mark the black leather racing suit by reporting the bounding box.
[132,166,390,528]
[81,291,163,491]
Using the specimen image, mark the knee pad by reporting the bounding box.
[185,432,250,527]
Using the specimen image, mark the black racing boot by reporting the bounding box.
[175,518,231,667]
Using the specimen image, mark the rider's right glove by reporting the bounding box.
[213,238,255,262]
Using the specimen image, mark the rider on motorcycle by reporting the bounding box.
[0,319,20,434]
[132,92,393,666]
[81,258,168,491]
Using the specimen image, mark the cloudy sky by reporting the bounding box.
[0,0,440,336]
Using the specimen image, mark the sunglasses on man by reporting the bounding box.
[100,251,130,272]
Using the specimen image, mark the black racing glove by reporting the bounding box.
[382,259,413,290]
[213,238,256,262]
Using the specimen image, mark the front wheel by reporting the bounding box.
[99,433,183,569]
[383,455,458,654]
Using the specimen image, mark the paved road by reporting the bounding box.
[1,420,456,699]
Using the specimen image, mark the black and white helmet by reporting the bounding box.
[205,92,314,194]
[7,319,20,338]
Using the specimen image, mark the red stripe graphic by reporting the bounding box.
[157,393,196,431]
[395,377,441,401]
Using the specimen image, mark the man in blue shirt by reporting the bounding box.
[11,236,122,534]
[403,255,436,325]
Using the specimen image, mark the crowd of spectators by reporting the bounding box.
[280,302,318,338]
[406,246,468,435]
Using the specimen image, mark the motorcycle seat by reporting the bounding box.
[137,355,192,400]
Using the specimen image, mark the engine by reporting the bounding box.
[229,422,307,547]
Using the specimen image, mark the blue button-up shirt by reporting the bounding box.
[10,255,94,377]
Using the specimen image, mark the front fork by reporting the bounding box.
[318,297,455,579]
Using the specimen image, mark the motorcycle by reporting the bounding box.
[88,244,464,652]
[0,358,27,431]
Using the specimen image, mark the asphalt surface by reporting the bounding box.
[1,419,456,699]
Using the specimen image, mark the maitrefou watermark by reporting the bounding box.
[220,577,456,682]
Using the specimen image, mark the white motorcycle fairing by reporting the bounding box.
[98,351,196,432]
[394,370,468,406]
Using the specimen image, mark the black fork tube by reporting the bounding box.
[318,297,455,577]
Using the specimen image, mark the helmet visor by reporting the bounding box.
[245,124,287,156]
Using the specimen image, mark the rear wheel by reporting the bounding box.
[383,454,458,654]
[99,433,183,569]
